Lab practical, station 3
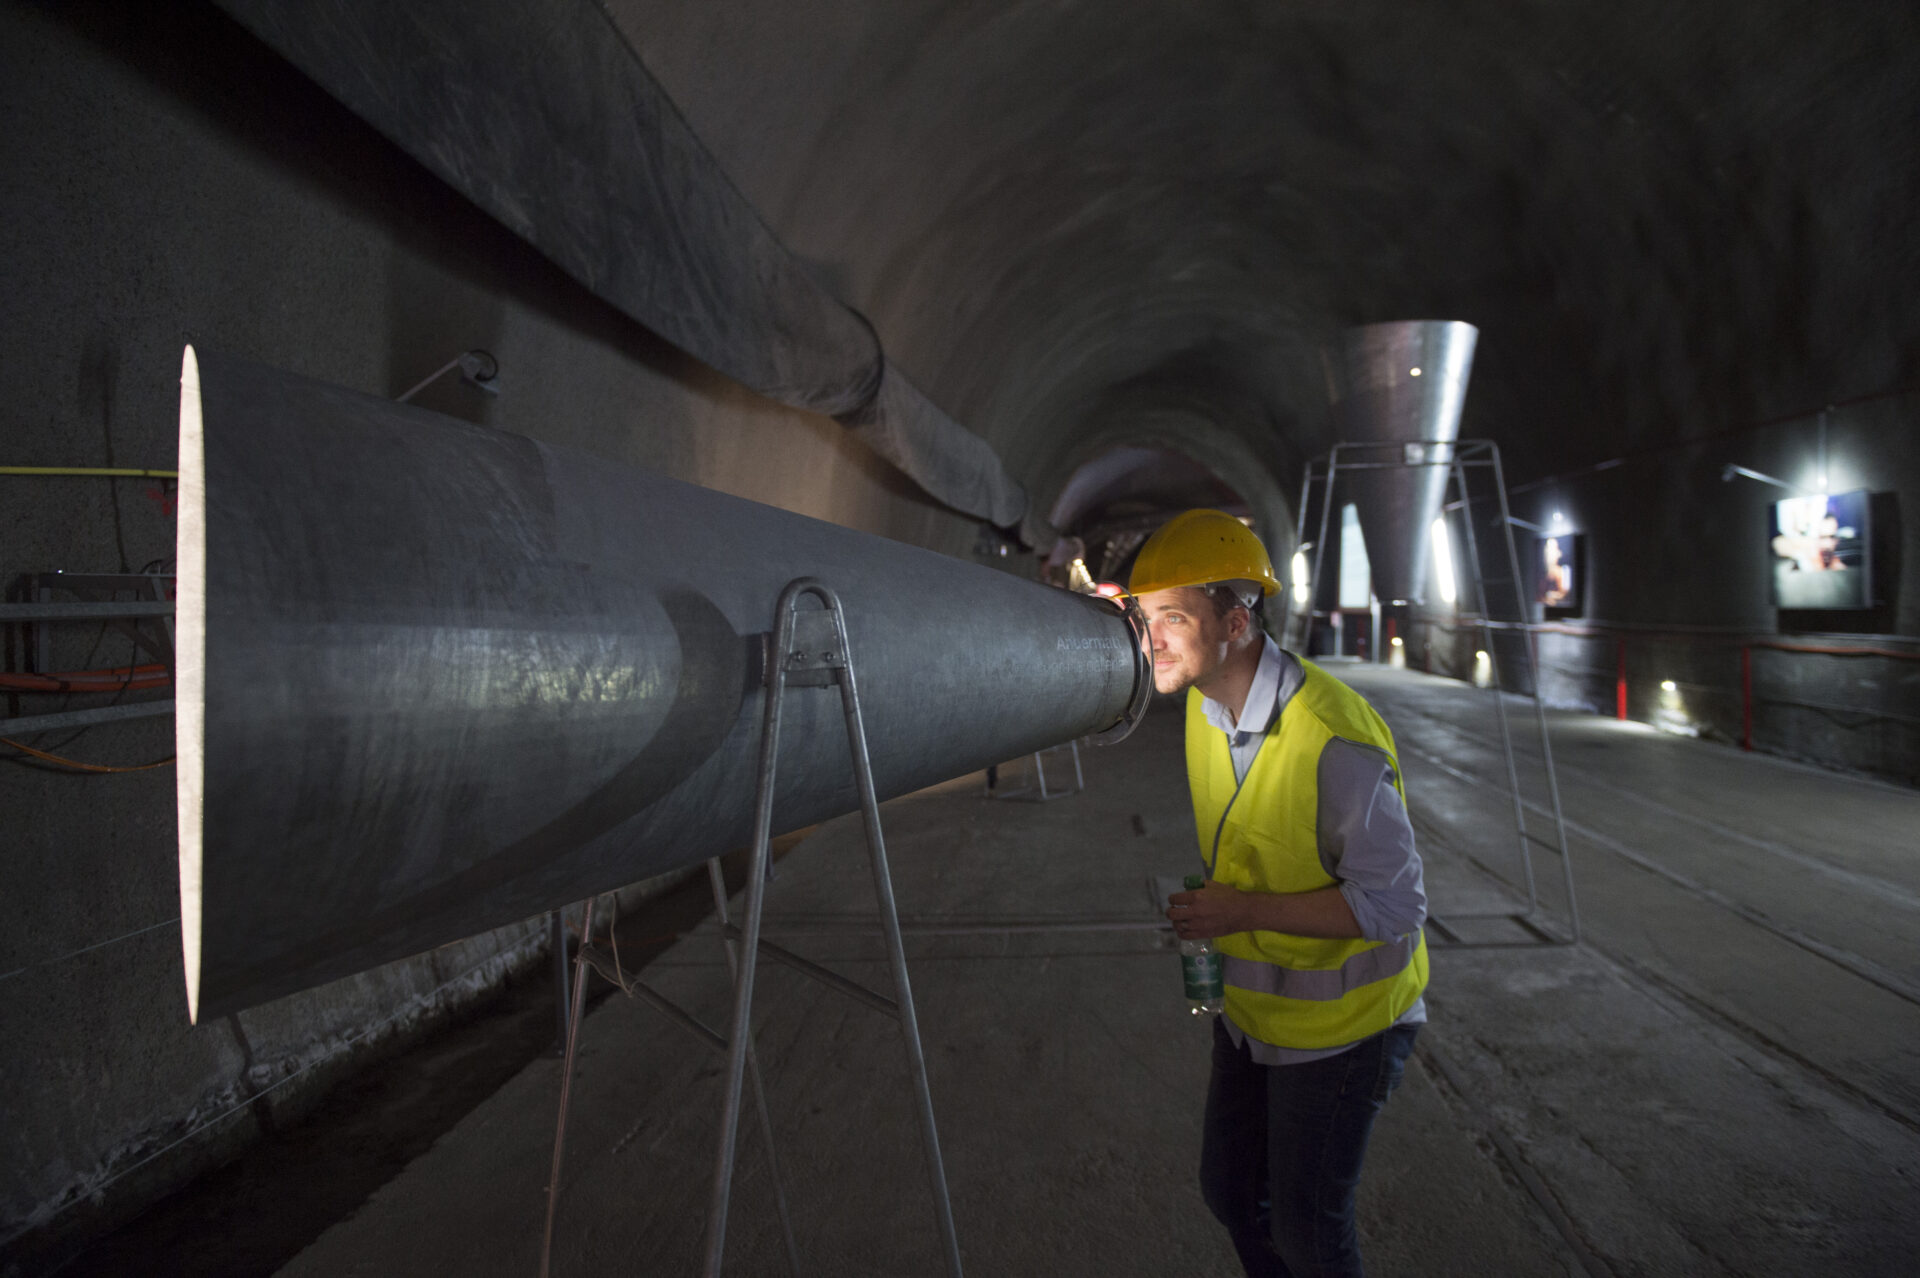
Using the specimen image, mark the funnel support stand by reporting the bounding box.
[1291,441,1580,948]
[1452,457,1540,916]
[1487,444,1581,943]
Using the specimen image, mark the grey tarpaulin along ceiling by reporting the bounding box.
[213,0,1044,543]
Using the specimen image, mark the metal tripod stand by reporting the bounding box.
[540,576,964,1276]
[1283,439,1582,946]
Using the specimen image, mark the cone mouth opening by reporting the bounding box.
[176,346,208,1024]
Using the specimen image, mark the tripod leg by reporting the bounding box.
[707,859,803,1276]
[832,640,964,1276]
[704,587,799,1278]
[539,896,599,1278]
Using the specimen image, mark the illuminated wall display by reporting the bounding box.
[1771,489,1871,609]
[1537,533,1584,617]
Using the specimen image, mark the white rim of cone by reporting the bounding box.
[177,346,207,1024]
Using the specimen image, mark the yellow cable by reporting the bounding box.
[1,738,176,773]
[0,466,178,478]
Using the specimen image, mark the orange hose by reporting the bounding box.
[2,738,175,773]
[0,663,172,692]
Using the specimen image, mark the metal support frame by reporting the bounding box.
[9,572,178,672]
[985,738,1085,801]
[1282,441,1582,946]
[541,890,791,1278]
[2,573,177,735]
[539,577,963,1277]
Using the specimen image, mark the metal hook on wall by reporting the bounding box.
[396,349,500,402]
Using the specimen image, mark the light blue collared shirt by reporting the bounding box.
[1199,633,1298,786]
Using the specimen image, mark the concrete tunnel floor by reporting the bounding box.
[89,663,1920,1275]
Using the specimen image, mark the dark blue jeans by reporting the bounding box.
[1199,1017,1420,1278]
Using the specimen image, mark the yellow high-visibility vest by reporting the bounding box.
[1185,659,1429,1050]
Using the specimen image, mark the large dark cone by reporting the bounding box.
[1325,322,1479,604]
[175,348,1143,1020]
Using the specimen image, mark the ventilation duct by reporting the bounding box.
[1324,321,1478,605]
[175,349,1144,1020]
[211,0,1042,543]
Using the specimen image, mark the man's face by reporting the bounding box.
[1136,586,1239,695]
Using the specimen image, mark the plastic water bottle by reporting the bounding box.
[1179,873,1225,1015]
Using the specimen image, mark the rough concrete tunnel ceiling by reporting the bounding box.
[598,0,1918,533]
[225,0,1920,546]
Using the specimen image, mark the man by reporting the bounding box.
[1131,508,1428,1278]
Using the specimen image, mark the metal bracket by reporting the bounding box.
[1088,593,1153,746]
[774,606,848,687]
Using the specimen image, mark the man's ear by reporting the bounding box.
[1227,605,1252,641]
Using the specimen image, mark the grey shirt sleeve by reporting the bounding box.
[1315,737,1428,942]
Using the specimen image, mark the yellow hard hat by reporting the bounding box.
[1128,509,1280,597]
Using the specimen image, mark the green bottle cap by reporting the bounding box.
[1184,873,1205,890]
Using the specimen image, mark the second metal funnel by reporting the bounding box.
[1325,321,1478,605]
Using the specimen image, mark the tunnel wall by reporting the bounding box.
[1403,395,1919,787]
[0,3,982,1264]
[1521,394,1918,785]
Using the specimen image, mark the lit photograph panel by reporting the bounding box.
[1537,533,1583,616]
[1539,535,1576,608]
[1771,489,1870,609]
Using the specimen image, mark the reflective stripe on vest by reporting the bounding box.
[1221,930,1421,1000]
[1185,657,1428,1050]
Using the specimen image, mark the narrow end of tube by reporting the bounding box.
[177,345,207,1024]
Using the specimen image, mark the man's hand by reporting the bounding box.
[1166,879,1251,940]
[1167,879,1366,941]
